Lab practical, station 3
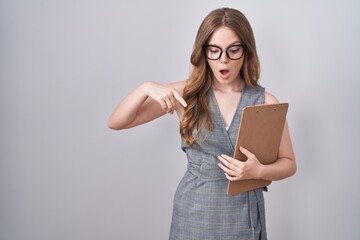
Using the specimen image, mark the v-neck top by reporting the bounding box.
[181,84,264,157]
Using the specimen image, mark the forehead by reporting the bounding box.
[207,26,241,46]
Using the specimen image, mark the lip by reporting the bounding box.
[219,68,230,79]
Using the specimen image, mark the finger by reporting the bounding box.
[239,146,254,158]
[225,172,240,181]
[218,163,237,177]
[164,98,173,113]
[217,157,241,176]
[159,99,167,111]
[217,155,233,169]
[219,154,241,167]
[169,94,176,109]
[172,90,188,107]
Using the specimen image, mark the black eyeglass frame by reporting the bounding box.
[202,44,247,60]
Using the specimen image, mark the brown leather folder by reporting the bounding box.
[227,103,289,195]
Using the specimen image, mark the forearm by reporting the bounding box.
[108,83,149,130]
[259,157,297,181]
[108,81,187,130]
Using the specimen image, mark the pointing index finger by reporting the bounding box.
[172,90,187,107]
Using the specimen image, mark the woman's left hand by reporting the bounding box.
[217,146,264,181]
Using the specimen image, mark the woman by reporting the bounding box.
[108,7,296,240]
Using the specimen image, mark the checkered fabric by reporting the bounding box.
[169,84,267,240]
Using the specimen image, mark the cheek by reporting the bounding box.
[233,60,244,72]
[207,61,218,73]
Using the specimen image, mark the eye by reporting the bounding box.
[209,47,220,53]
[228,46,241,54]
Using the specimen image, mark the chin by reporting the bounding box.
[218,77,236,84]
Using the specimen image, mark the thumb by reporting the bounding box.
[239,146,252,157]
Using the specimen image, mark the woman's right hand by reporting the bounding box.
[142,81,187,114]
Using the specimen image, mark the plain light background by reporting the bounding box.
[1,0,360,239]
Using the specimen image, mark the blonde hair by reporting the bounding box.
[180,8,260,146]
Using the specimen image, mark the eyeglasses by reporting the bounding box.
[203,44,246,60]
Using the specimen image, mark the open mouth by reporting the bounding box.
[219,69,230,77]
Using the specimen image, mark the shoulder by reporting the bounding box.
[264,91,280,104]
[166,80,187,95]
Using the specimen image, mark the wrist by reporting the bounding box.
[256,163,266,179]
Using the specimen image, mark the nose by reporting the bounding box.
[219,50,229,63]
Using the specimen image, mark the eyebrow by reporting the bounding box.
[207,41,242,48]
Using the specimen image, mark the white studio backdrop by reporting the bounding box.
[1,0,360,239]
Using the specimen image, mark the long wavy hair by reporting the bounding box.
[180,8,260,146]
